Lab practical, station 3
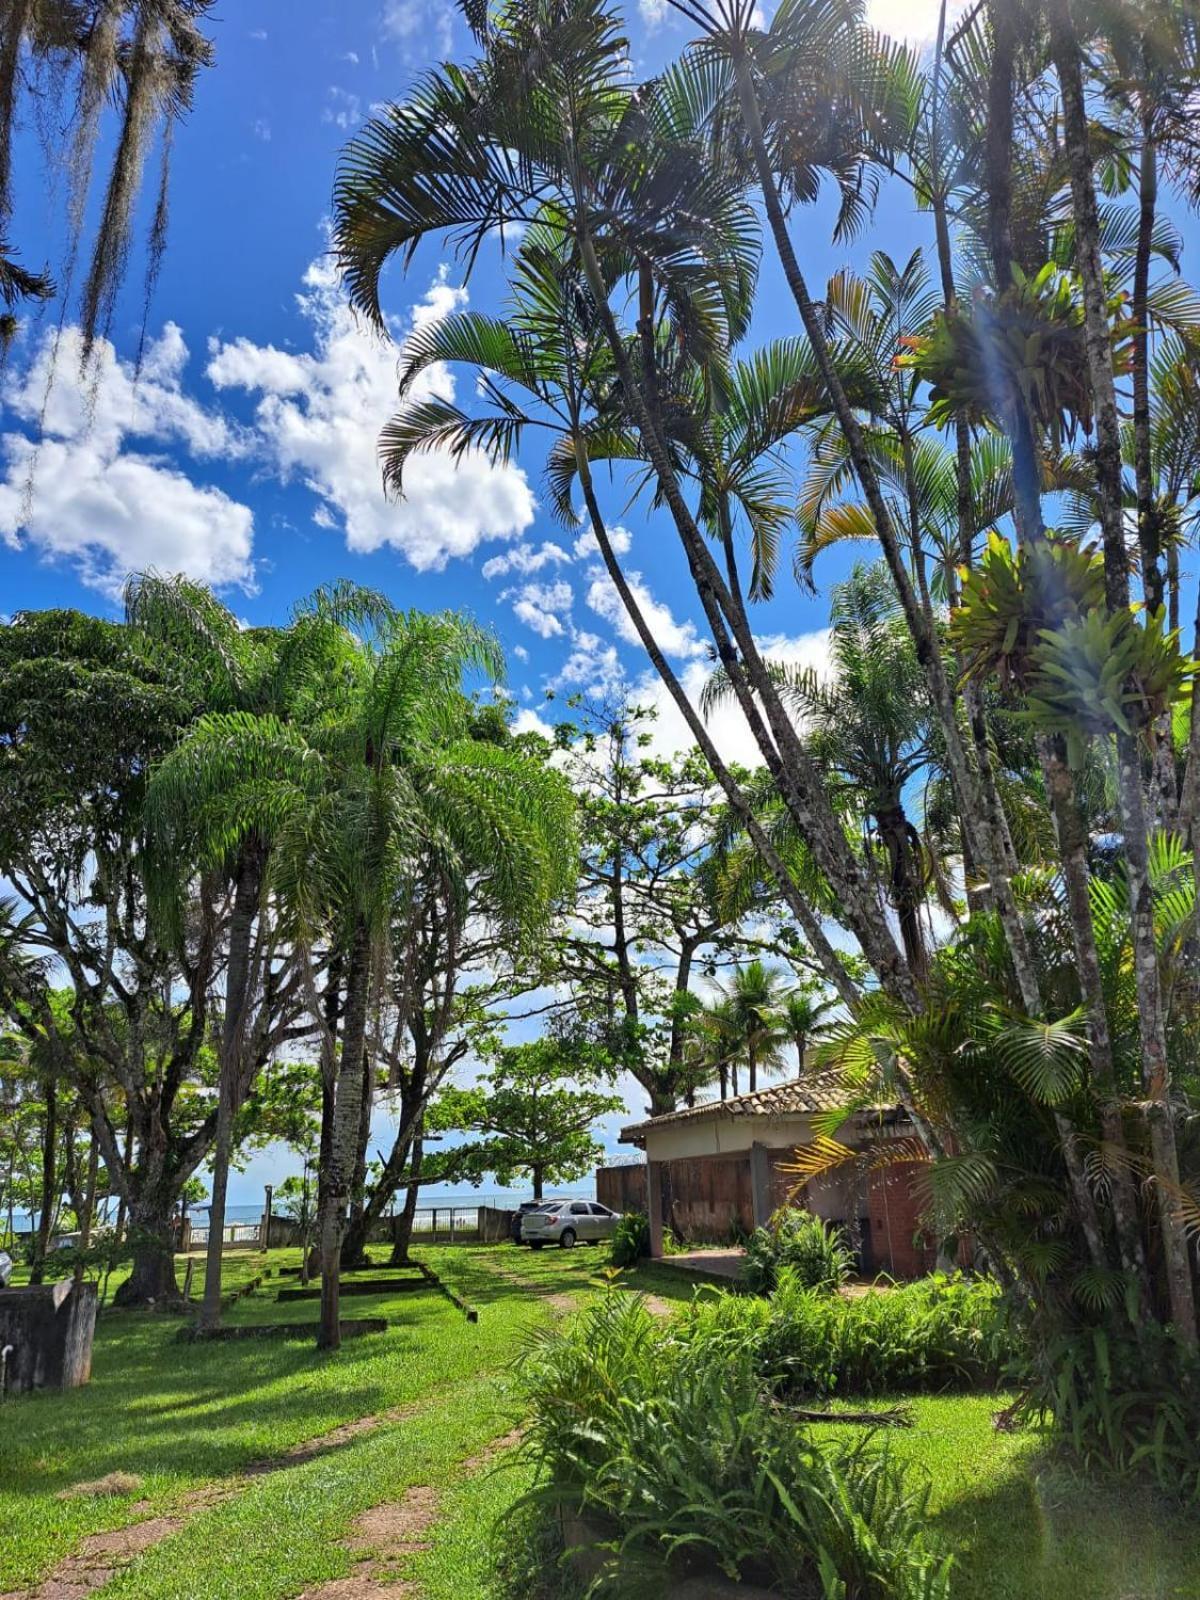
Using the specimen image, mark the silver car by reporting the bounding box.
[522,1200,621,1249]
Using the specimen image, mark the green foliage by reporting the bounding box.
[742,1209,854,1296]
[676,1271,1015,1398]
[517,1292,952,1598]
[902,264,1131,448]
[609,1209,650,1266]
[1025,1324,1200,1499]
[434,1038,623,1194]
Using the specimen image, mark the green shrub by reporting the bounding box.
[609,1210,650,1267]
[677,1270,1014,1397]
[743,1208,854,1295]
[517,1293,951,1599]
[1026,1323,1200,1498]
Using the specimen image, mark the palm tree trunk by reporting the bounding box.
[1040,735,1150,1298]
[573,245,914,1006]
[1050,0,1196,1341]
[317,919,372,1351]
[574,444,860,1012]
[199,846,263,1334]
[1132,97,1163,618]
[728,45,1040,1018]
[342,1045,375,1269]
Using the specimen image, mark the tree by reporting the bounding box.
[137,575,341,1331]
[437,1040,623,1200]
[0,609,226,1305]
[0,2,218,352]
[330,0,1200,1466]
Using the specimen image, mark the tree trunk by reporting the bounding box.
[199,846,264,1332]
[575,235,918,1012]
[728,44,1040,1016]
[1049,0,1196,1342]
[532,1165,544,1201]
[389,1132,423,1267]
[1040,734,1150,1300]
[342,1046,375,1270]
[317,919,372,1351]
[29,1076,57,1286]
[113,1188,182,1307]
[574,446,859,1013]
[878,806,927,981]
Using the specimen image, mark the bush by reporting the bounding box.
[743,1208,854,1295]
[1025,1323,1200,1498]
[517,1293,952,1599]
[609,1210,650,1267]
[677,1270,1015,1397]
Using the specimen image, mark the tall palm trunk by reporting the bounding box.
[317,918,372,1351]
[342,1044,375,1269]
[199,846,263,1334]
[1049,0,1196,1342]
[574,444,860,1011]
[727,45,1041,1021]
[574,237,917,1007]
[978,0,1149,1296]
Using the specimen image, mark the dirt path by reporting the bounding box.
[296,1429,526,1600]
[0,1402,427,1600]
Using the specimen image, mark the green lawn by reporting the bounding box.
[0,1244,582,1596]
[4,1243,1200,1600]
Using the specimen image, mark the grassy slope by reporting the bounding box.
[0,1245,584,1594]
[7,1244,1200,1600]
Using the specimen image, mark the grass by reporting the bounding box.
[0,1243,588,1595]
[6,1243,1200,1600]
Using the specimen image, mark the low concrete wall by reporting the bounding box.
[0,1280,98,1394]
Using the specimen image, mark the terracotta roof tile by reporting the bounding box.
[618,1068,871,1142]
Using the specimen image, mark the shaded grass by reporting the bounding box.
[0,1245,559,1591]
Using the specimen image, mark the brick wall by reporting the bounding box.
[866,1161,933,1279]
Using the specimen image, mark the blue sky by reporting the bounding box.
[6,0,1193,1205]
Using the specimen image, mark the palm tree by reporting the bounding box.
[136,574,350,1332]
[332,0,925,1012]
[188,595,572,1349]
[722,961,791,1093]
[783,989,838,1071]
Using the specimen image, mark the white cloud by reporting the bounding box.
[512,707,555,739]
[341,50,361,64]
[0,326,255,599]
[585,564,705,659]
[550,630,625,695]
[507,578,573,639]
[382,0,454,55]
[639,0,668,25]
[207,260,536,570]
[573,523,632,560]
[322,87,363,129]
[252,118,271,142]
[866,0,965,44]
[513,644,529,662]
[481,540,570,579]
[248,28,267,40]
[632,631,831,766]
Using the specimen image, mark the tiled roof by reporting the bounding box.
[619,1068,885,1142]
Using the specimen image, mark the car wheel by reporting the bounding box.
[559,1228,577,1249]
[530,1241,544,1250]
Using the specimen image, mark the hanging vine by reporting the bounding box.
[0,1,215,356]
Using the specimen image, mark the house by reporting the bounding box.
[606,1069,935,1278]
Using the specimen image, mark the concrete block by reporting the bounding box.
[0,1280,98,1394]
